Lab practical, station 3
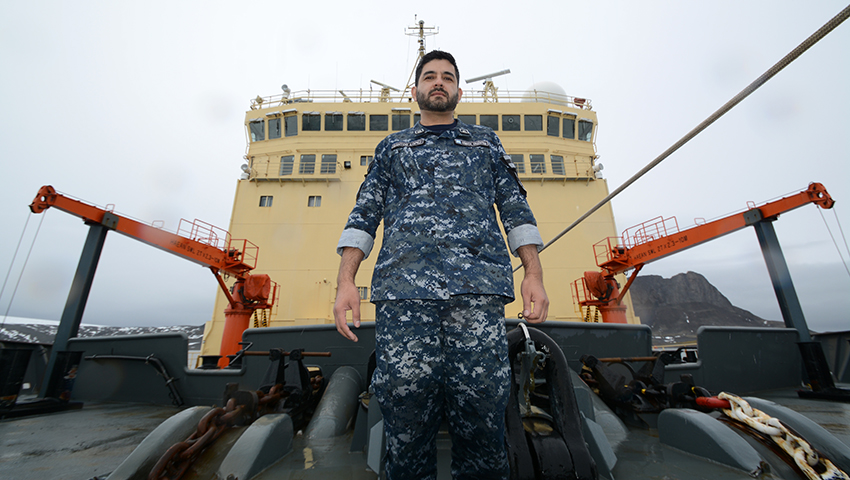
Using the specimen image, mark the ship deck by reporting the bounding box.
[1,385,848,480]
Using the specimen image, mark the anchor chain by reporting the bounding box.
[148,385,285,480]
[718,392,849,480]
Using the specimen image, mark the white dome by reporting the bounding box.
[522,81,569,105]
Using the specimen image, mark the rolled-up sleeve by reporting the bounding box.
[507,223,544,256]
[337,228,375,258]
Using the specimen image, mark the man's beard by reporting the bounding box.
[416,88,459,112]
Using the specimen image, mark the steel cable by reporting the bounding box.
[515,4,850,272]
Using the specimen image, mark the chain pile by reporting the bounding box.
[148,385,285,480]
[718,392,849,480]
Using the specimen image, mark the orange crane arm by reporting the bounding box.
[596,182,834,276]
[575,183,834,323]
[30,185,257,278]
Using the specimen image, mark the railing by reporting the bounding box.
[251,88,593,110]
[621,216,680,249]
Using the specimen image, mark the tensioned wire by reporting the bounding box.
[0,211,47,328]
[515,3,850,273]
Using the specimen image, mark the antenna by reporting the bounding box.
[466,69,511,84]
[371,80,400,102]
[465,69,511,103]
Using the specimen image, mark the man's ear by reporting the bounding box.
[411,85,418,101]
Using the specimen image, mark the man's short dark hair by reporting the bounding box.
[415,50,460,87]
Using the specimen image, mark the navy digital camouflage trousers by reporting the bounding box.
[373,295,511,480]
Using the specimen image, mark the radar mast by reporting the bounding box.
[403,18,439,96]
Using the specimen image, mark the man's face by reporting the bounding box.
[413,59,462,113]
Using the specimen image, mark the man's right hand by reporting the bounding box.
[333,246,366,342]
[333,282,362,342]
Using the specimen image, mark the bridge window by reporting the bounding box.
[308,195,322,207]
[279,155,294,176]
[530,154,546,174]
[480,115,498,130]
[259,195,273,207]
[525,115,543,131]
[321,154,337,174]
[551,155,565,175]
[268,118,281,139]
[358,286,369,300]
[458,115,476,125]
[563,116,576,139]
[547,116,559,137]
[303,113,321,131]
[392,113,410,131]
[299,154,316,174]
[325,113,343,131]
[503,115,520,131]
[249,119,265,142]
[284,114,298,137]
[512,154,525,173]
[361,155,373,166]
[414,113,421,124]
[370,114,388,131]
[348,112,366,131]
[578,119,593,141]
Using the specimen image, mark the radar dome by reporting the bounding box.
[522,81,569,105]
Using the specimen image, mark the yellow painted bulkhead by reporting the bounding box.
[199,90,637,359]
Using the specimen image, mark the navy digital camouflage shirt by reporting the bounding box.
[337,120,543,302]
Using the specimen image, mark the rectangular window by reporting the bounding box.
[563,116,576,139]
[578,120,593,141]
[370,114,388,131]
[502,114,520,131]
[358,286,368,300]
[279,155,294,176]
[348,113,366,131]
[320,154,337,174]
[259,195,273,207]
[268,118,281,139]
[511,154,525,174]
[547,116,560,137]
[458,115,476,125]
[284,115,297,136]
[249,120,265,142]
[530,154,546,174]
[551,155,565,175]
[360,155,373,166]
[414,113,421,125]
[299,154,316,174]
[392,113,410,131]
[325,113,343,131]
[525,115,543,131]
[308,195,322,207]
[303,113,320,131]
[480,115,498,130]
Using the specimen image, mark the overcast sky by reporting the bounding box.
[1,1,848,333]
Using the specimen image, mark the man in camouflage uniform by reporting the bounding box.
[334,50,548,480]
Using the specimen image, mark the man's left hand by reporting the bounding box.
[521,274,549,323]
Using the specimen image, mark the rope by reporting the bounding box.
[1,212,47,328]
[514,4,850,272]
[819,208,850,279]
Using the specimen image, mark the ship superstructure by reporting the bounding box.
[199,27,637,358]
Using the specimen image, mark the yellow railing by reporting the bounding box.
[250,89,593,110]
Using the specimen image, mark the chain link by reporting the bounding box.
[718,392,849,480]
[149,387,285,480]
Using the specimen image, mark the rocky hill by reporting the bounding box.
[629,271,783,344]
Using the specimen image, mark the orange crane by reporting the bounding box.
[573,182,834,324]
[29,185,277,374]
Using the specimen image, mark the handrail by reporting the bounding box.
[250,88,593,110]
